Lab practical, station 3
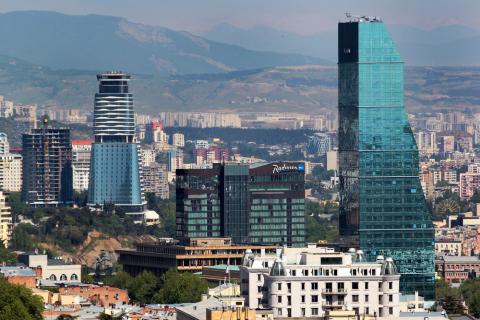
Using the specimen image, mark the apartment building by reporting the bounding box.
[240,246,400,319]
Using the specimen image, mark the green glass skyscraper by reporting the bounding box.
[338,16,435,298]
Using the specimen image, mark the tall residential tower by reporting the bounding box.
[337,16,435,298]
[88,72,144,211]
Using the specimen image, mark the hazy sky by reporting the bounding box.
[1,0,479,35]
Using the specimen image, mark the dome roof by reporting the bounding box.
[381,257,398,275]
[270,259,286,276]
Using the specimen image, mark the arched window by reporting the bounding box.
[49,274,57,281]
[60,274,67,281]
[70,274,78,281]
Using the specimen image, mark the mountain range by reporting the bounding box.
[0,11,329,76]
[204,23,480,66]
[1,54,479,115]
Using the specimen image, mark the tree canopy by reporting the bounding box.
[153,269,209,304]
[0,279,44,320]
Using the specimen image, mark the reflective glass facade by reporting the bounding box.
[176,163,305,247]
[88,72,144,210]
[338,20,435,298]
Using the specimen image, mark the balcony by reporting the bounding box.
[324,300,345,308]
[322,289,347,295]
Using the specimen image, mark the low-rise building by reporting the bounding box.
[59,284,129,307]
[435,238,462,256]
[117,237,277,277]
[435,255,480,284]
[18,252,81,283]
[240,246,400,319]
[0,266,38,288]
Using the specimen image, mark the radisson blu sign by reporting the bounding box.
[272,163,305,174]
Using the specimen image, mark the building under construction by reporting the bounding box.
[22,118,73,207]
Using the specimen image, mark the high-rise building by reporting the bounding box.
[0,191,12,247]
[167,149,183,173]
[176,162,305,247]
[22,120,73,207]
[88,72,145,212]
[176,166,222,239]
[0,133,9,154]
[307,133,331,156]
[337,16,434,298]
[142,163,169,199]
[0,133,22,192]
[172,133,185,147]
[72,140,92,192]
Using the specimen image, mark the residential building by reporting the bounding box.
[88,72,145,212]
[116,237,277,277]
[172,133,185,147]
[459,172,480,199]
[72,140,92,192]
[18,252,81,283]
[142,163,169,199]
[0,266,38,288]
[434,238,462,256]
[0,152,22,192]
[167,149,183,173]
[144,121,165,144]
[337,17,435,298]
[0,133,9,154]
[307,133,331,156]
[435,255,480,284]
[327,150,338,172]
[176,162,305,247]
[240,246,400,318]
[0,191,12,247]
[58,285,129,307]
[22,119,73,207]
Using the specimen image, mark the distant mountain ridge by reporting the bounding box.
[204,23,480,66]
[0,11,330,75]
[0,54,479,115]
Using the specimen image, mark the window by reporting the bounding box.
[352,269,357,276]
[352,282,359,290]
[378,283,382,291]
[301,282,305,290]
[70,274,78,281]
[365,282,369,290]
[366,307,369,315]
[277,308,282,316]
[291,270,296,276]
[277,296,282,303]
[287,283,291,292]
[311,308,319,316]
[258,286,262,293]
[311,283,318,290]
[389,307,393,315]
[389,282,393,290]
[278,283,282,291]
[389,295,393,302]
[301,308,306,316]
[311,295,319,303]
[287,296,291,306]
[365,295,369,303]
[301,295,305,303]
[257,274,262,281]
[49,274,57,281]
[352,295,359,303]
[60,274,67,281]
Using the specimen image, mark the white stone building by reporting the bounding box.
[18,253,81,283]
[0,191,12,247]
[172,133,185,147]
[72,140,92,192]
[240,246,400,319]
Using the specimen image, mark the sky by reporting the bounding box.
[0,0,479,35]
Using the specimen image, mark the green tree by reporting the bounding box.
[0,246,17,264]
[153,269,208,304]
[81,266,95,284]
[127,271,158,304]
[10,223,37,251]
[459,278,480,317]
[0,278,44,320]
